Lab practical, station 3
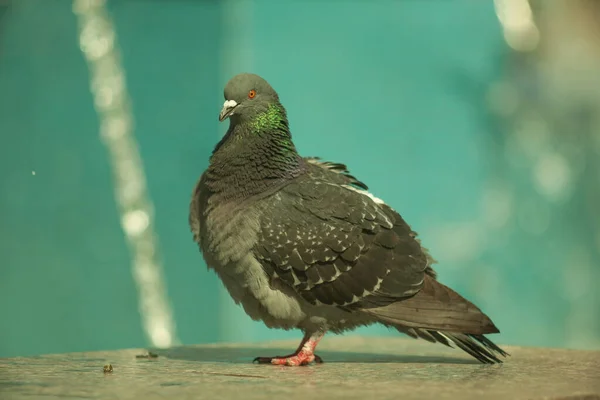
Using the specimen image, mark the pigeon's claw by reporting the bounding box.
[253,352,323,366]
[252,331,325,367]
[253,353,323,366]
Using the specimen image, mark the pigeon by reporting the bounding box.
[189,73,509,366]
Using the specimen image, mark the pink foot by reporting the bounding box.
[253,331,325,367]
[253,352,323,366]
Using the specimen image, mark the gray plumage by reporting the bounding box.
[190,73,508,364]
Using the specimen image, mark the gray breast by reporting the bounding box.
[200,202,308,329]
[201,202,262,266]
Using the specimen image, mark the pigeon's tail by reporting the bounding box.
[362,275,509,364]
[399,328,508,364]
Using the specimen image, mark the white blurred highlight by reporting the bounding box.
[494,0,539,52]
[73,0,178,349]
[534,152,572,201]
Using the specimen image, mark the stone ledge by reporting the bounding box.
[0,336,598,400]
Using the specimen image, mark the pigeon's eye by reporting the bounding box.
[248,89,256,99]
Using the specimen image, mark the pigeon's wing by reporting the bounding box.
[303,157,369,190]
[254,164,433,309]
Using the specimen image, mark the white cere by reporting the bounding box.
[223,99,238,109]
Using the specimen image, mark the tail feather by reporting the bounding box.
[364,275,499,334]
[437,332,508,364]
[399,327,508,364]
[364,275,509,364]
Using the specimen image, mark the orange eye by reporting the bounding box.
[248,89,256,99]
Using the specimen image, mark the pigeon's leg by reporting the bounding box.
[253,331,325,366]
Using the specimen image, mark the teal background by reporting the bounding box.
[1,0,599,358]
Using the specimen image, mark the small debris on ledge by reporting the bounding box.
[135,351,159,359]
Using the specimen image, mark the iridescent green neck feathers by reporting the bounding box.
[207,101,304,202]
[249,103,288,134]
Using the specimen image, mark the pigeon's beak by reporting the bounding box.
[219,100,238,122]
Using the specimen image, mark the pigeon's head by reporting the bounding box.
[219,73,281,123]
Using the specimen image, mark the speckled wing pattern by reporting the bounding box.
[254,159,432,309]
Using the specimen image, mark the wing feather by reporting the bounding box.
[254,161,433,308]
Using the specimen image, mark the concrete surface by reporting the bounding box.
[0,336,598,400]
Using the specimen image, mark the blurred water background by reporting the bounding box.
[1,0,599,358]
